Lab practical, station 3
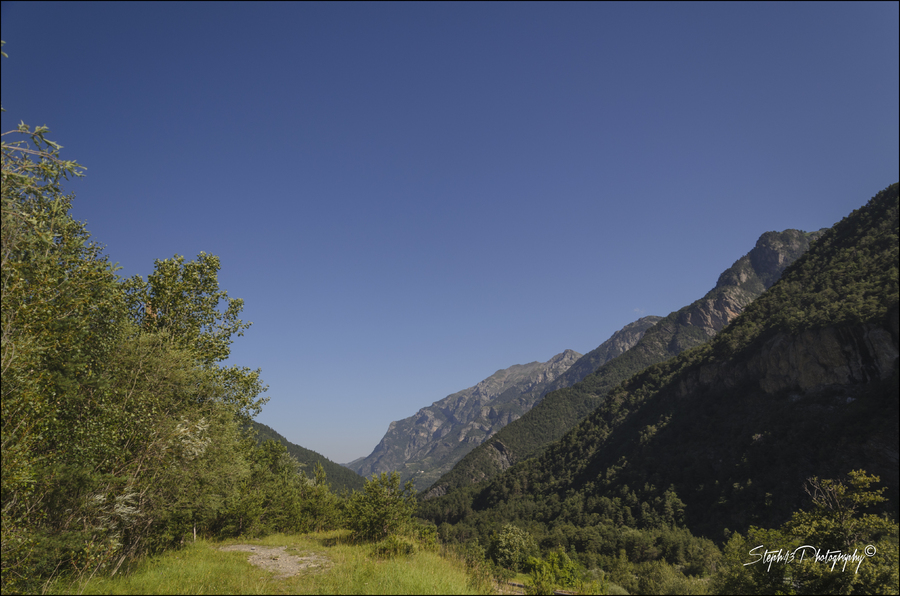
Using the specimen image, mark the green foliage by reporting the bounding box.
[250,421,365,492]
[782,471,898,595]
[784,470,894,551]
[218,440,342,538]
[371,535,416,559]
[2,109,126,592]
[122,253,268,424]
[525,546,583,594]
[455,539,495,592]
[1,69,305,590]
[488,523,539,572]
[123,253,248,366]
[345,472,417,542]
[713,471,899,595]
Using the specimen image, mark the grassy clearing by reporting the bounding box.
[51,531,485,595]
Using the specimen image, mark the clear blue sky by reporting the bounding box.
[2,2,897,464]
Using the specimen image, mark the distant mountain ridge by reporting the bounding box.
[424,228,823,498]
[540,316,665,397]
[349,350,583,490]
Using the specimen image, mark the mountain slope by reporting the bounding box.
[250,421,366,492]
[541,316,664,396]
[351,350,583,490]
[424,228,824,498]
[421,183,899,544]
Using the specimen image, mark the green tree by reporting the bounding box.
[2,45,268,587]
[526,546,583,594]
[345,472,417,542]
[714,471,898,595]
[782,471,898,595]
[123,253,248,366]
[488,523,539,572]
[2,103,126,590]
[122,253,268,423]
[300,463,342,533]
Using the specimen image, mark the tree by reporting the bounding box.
[488,523,539,572]
[2,97,126,590]
[345,472,417,542]
[122,253,268,423]
[713,471,898,595]
[123,253,248,366]
[781,471,898,595]
[2,43,268,588]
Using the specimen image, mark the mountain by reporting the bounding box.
[541,316,665,396]
[420,183,899,546]
[423,227,824,499]
[350,350,584,490]
[250,420,366,492]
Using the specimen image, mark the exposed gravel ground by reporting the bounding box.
[218,545,330,579]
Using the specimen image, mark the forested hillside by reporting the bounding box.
[251,421,365,492]
[424,228,823,499]
[419,183,899,593]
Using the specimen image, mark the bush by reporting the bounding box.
[345,472,417,542]
[371,535,416,559]
[526,547,585,594]
[488,523,538,572]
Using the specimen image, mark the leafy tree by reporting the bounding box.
[2,89,126,590]
[714,471,899,595]
[2,45,270,589]
[123,253,247,366]
[345,472,417,542]
[713,526,798,595]
[784,470,894,552]
[489,523,539,572]
[122,253,268,423]
[300,462,342,533]
[782,471,898,595]
[526,546,582,594]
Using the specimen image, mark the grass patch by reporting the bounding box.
[51,531,485,595]
[50,539,279,595]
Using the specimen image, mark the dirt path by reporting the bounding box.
[218,545,330,579]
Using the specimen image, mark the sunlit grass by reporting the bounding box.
[52,531,485,595]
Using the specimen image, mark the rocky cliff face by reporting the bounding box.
[677,308,899,400]
[351,349,583,489]
[657,306,899,533]
[681,229,825,336]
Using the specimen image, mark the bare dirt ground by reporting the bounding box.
[218,545,331,579]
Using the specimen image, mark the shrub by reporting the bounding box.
[488,523,538,572]
[372,535,416,559]
[344,472,417,542]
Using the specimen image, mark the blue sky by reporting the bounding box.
[2,2,897,464]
